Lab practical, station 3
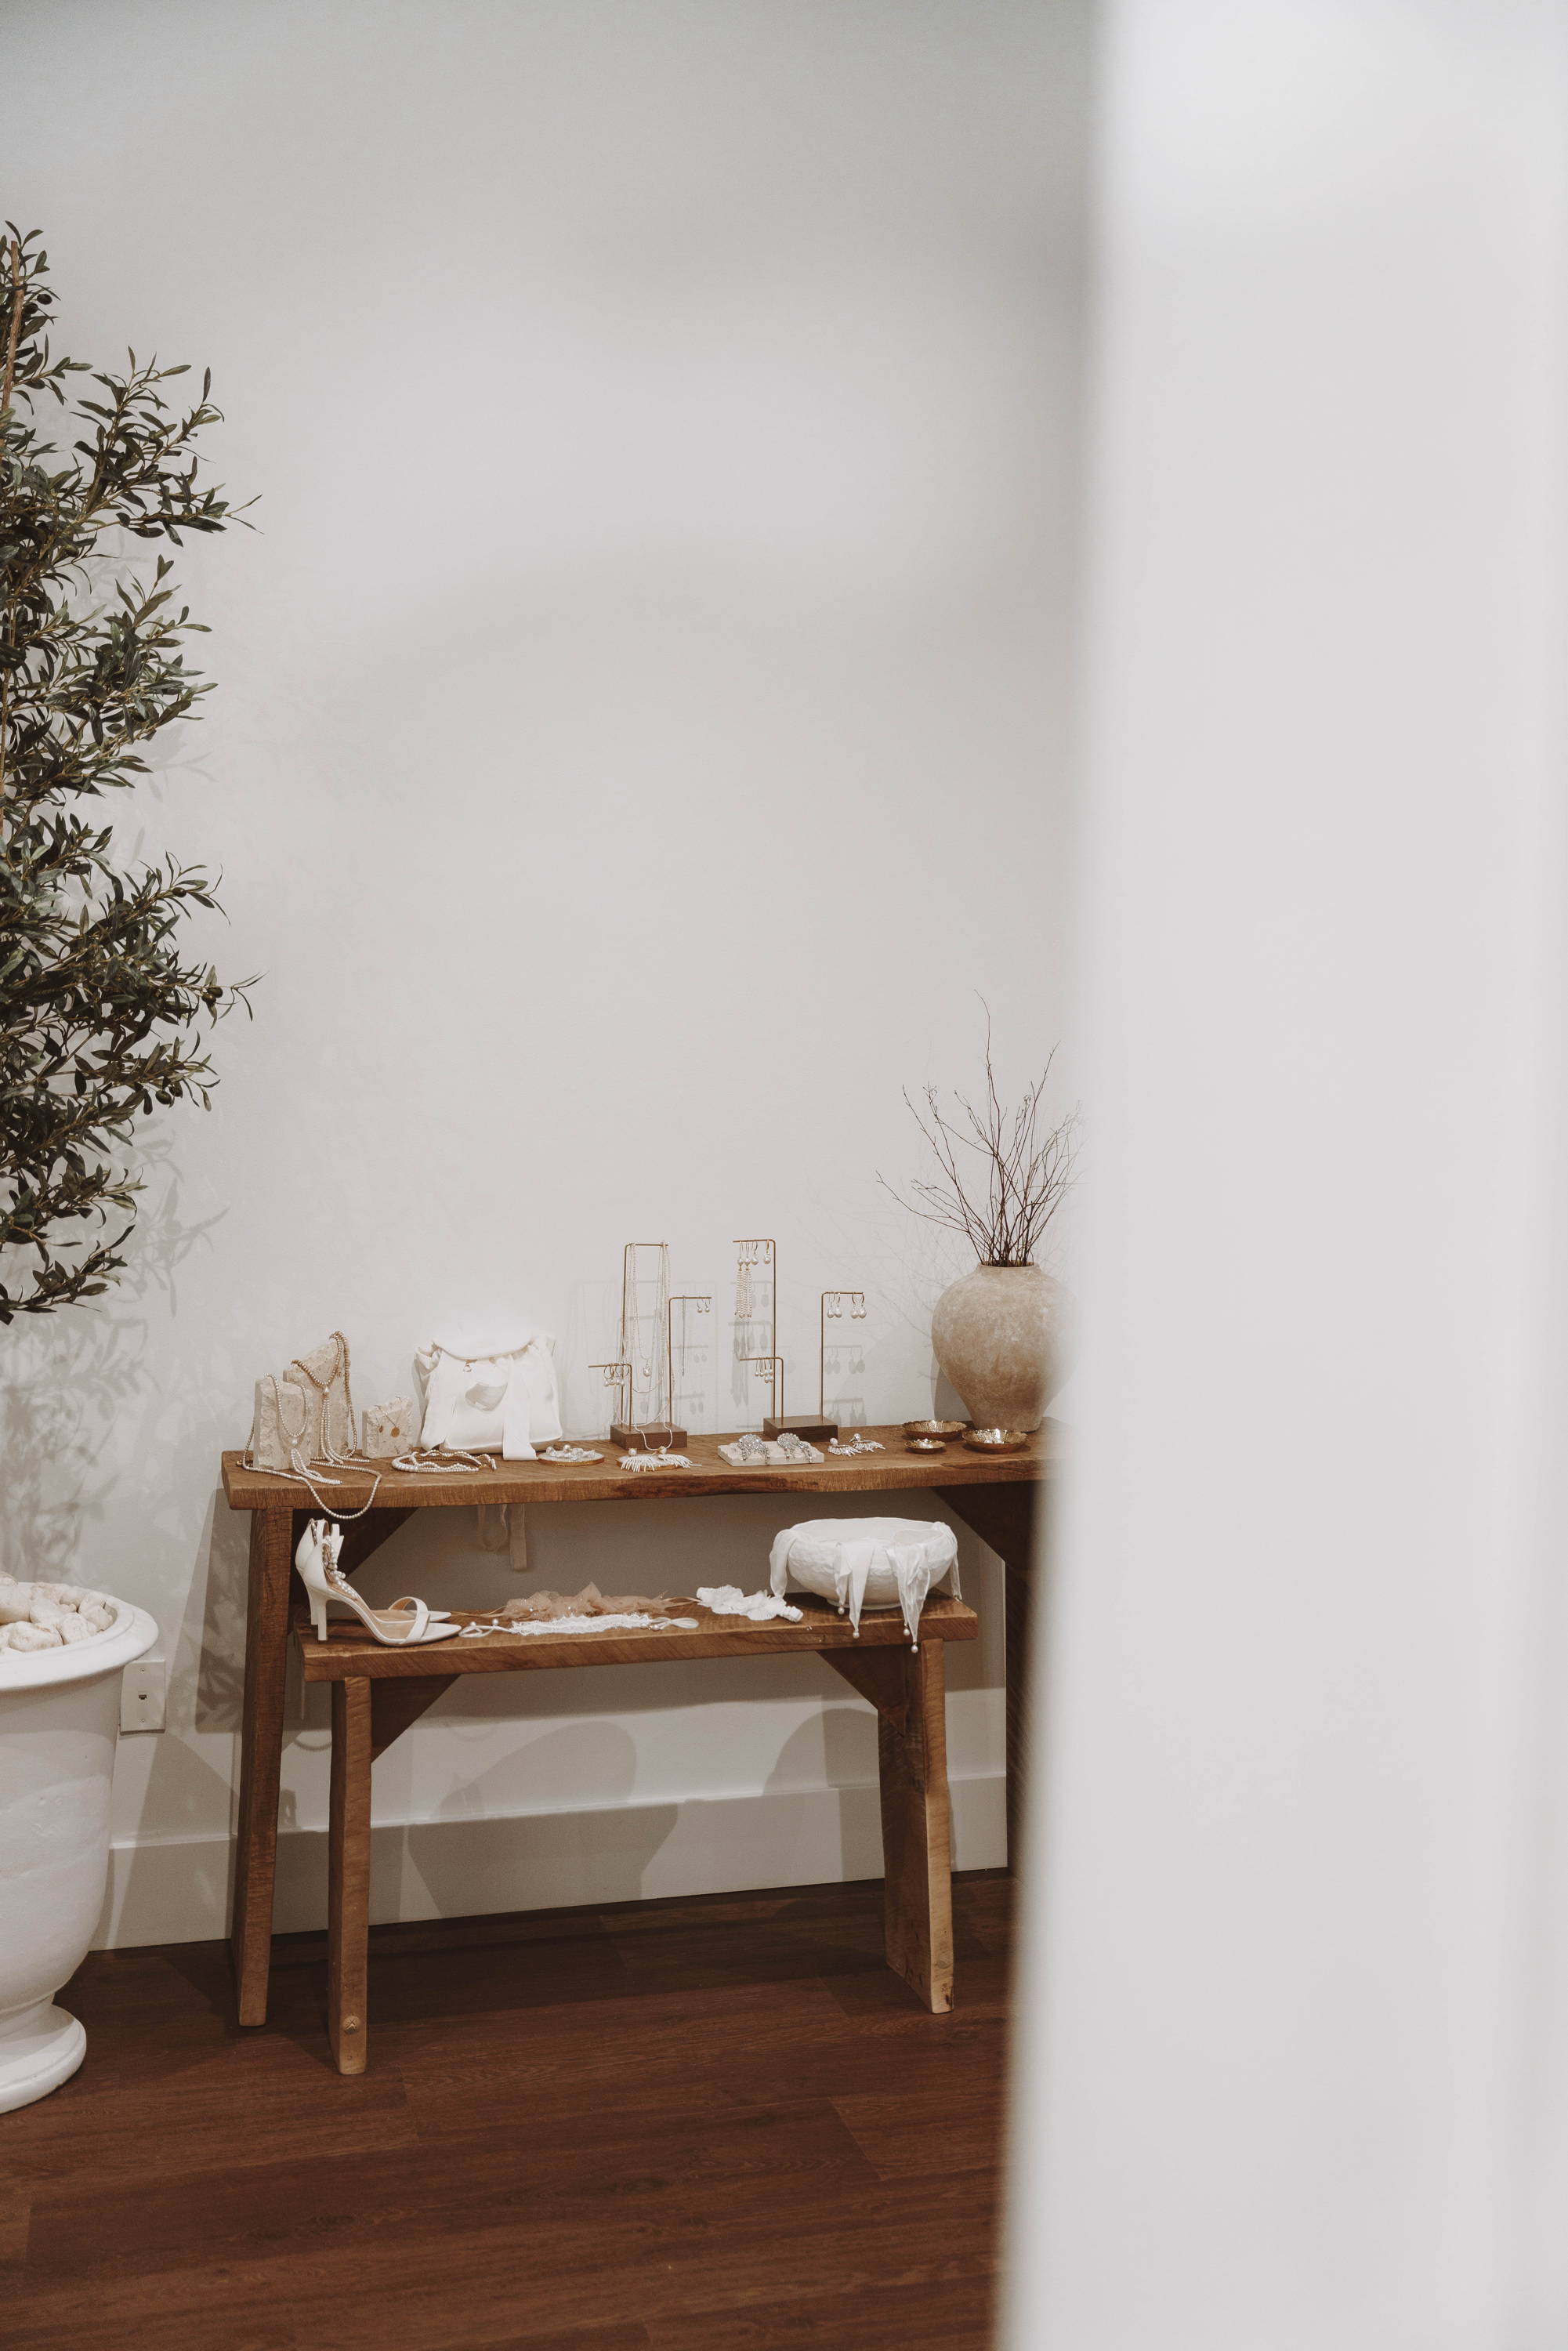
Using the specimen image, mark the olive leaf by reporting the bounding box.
[0,226,253,1320]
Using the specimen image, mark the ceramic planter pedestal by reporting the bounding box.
[0,1599,158,2113]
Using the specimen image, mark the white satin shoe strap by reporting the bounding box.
[380,1596,432,1643]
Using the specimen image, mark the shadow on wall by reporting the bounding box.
[763,1697,885,1885]
[0,1136,230,1587]
[271,1692,889,1932]
[192,1484,251,1733]
[0,1312,150,1581]
[400,1722,673,1918]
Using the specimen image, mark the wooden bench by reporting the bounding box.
[296,1591,980,2074]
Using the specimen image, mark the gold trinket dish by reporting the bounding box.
[903,1419,968,1440]
[962,1427,1030,1454]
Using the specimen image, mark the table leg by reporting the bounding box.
[328,1678,373,2076]
[230,1503,415,2027]
[230,1509,295,2026]
[936,1482,1042,1871]
[825,1641,954,2012]
[878,1640,954,2012]
[1004,1556,1032,1863]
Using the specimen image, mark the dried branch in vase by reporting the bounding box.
[878,1008,1079,1268]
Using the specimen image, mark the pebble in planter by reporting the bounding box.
[0,1579,119,1650]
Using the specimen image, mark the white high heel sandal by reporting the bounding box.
[295,1517,461,1647]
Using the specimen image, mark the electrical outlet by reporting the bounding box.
[120,1656,166,1733]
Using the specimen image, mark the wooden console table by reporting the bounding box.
[301,1591,979,2073]
[220,1423,1056,2027]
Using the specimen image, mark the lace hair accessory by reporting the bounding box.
[697,1585,803,1623]
[415,1337,562,1461]
[498,1584,695,1621]
[458,1583,704,1640]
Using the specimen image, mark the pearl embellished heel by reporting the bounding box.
[295,1518,460,1647]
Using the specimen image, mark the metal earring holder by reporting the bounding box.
[588,1359,632,1440]
[730,1235,835,1441]
[666,1295,712,1441]
[819,1290,867,1430]
[741,1353,785,1429]
[610,1241,687,1451]
[734,1237,779,1433]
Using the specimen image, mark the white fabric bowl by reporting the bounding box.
[768,1516,960,1643]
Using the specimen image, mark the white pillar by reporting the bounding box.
[1007,5,1568,2345]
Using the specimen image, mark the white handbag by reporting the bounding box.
[415,1336,562,1461]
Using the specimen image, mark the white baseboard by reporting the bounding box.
[92,1770,1007,1950]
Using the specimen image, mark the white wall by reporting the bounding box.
[0,2,1087,1943]
[1008,3,1568,2345]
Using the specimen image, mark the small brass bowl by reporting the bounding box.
[907,1434,947,1454]
[962,1426,1030,1454]
[903,1419,968,1440]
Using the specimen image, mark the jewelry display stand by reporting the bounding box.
[665,1293,712,1439]
[819,1289,867,1432]
[733,1237,836,1441]
[603,1241,690,1451]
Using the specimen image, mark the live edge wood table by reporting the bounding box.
[302,1592,980,2073]
[221,1422,1057,2030]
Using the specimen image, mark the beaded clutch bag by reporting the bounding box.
[248,1331,357,1470]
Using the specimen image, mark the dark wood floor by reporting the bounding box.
[0,1871,1012,2350]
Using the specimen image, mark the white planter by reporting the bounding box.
[0,1598,158,2114]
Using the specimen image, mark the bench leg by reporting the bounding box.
[232,1504,415,2027]
[231,1509,295,2027]
[826,1641,955,2012]
[878,1640,954,2012]
[328,1679,373,2075]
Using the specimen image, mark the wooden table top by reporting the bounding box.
[295,1590,980,1680]
[223,1422,1062,1512]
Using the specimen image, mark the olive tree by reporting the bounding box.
[0,224,249,1319]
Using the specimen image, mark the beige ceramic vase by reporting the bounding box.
[930,1262,1075,1432]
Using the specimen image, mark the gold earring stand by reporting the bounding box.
[817,1290,867,1433]
[662,1295,712,1446]
[734,1235,833,1439]
[608,1242,689,1451]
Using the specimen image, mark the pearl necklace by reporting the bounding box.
[390,1449,494,1474]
